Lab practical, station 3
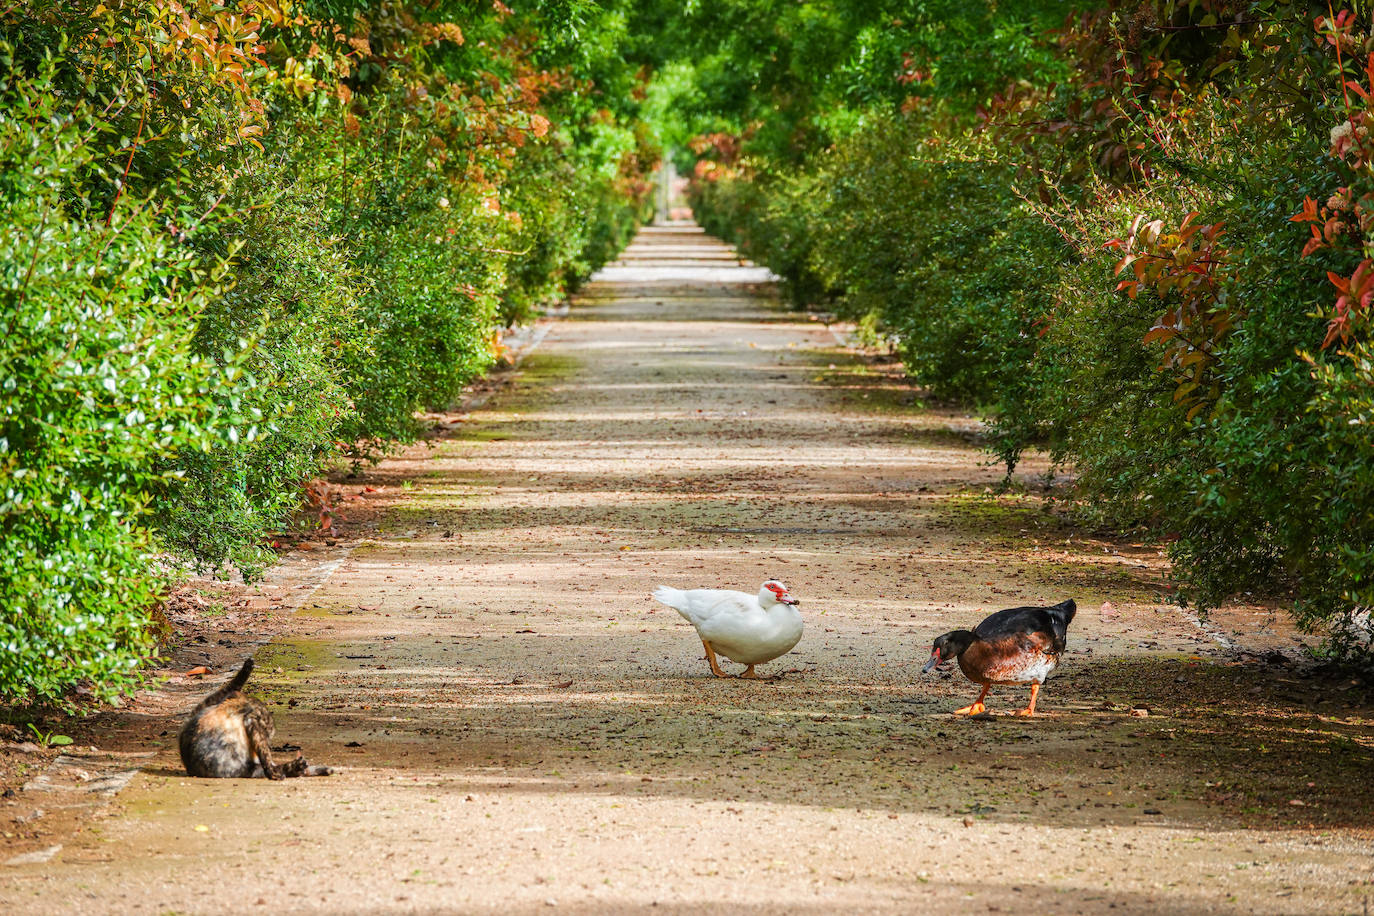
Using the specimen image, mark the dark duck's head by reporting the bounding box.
[922,629,976,673]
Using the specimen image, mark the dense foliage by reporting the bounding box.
[665,1,1374,656]
[1,0,653,705]
[9,0,1374,704]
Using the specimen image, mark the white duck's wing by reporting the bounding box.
[653,587,753,631]
[706,606,804,664]
[689,593,759,640]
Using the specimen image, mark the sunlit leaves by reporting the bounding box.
[0,0,655,706]
[1107,211,1235,419]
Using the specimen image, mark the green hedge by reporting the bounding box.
[0,59,229,701]
[681,2,1374,655]
[0,2,654,706]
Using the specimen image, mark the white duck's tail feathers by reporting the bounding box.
[651,585,688,613]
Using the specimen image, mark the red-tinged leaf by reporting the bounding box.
[1179,349,1209,368]
[1103,238,1125,250]
[1330,299,1353,340]
[1328,271,1351,293]
[1112,255,1134,276]
[1352,259,1374,289]
[1346,80,1370,101]
[1115,279,1134,292]
[1186,402,1208,421]
[1322,318,1346,349]
[1143,326,1176,344]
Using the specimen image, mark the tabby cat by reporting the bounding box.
[179,659,331,779]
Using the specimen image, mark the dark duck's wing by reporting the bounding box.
[958,600,1078,686]
[974,600,1076,653]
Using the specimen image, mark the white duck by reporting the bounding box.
[651,580,804,679]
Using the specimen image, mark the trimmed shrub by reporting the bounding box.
[0,0,653,705]
[0,59,230,703]
[676,2,1374,653]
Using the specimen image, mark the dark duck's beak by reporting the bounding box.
[921,649,941,673]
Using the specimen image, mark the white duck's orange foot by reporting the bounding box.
[737,665,760,679]
[702,641,730,678]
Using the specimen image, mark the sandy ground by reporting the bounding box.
[3,225,1373,914]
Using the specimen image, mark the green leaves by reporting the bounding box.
[0,55,225,706]
[684,0,1374,656]
[0,1,652,706]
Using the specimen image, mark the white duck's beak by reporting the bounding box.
[779,595,799,605]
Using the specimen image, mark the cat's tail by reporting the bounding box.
[200,658,254,705]
[227,658,254,691]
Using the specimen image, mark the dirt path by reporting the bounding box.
[5,225,1373,914]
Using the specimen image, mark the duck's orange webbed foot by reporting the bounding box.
[952,685,990,716]
[702,641,730,678]
[1014,683,1041,717]
[737,665,760,680]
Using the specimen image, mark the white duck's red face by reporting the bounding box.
[762,580,800,606]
